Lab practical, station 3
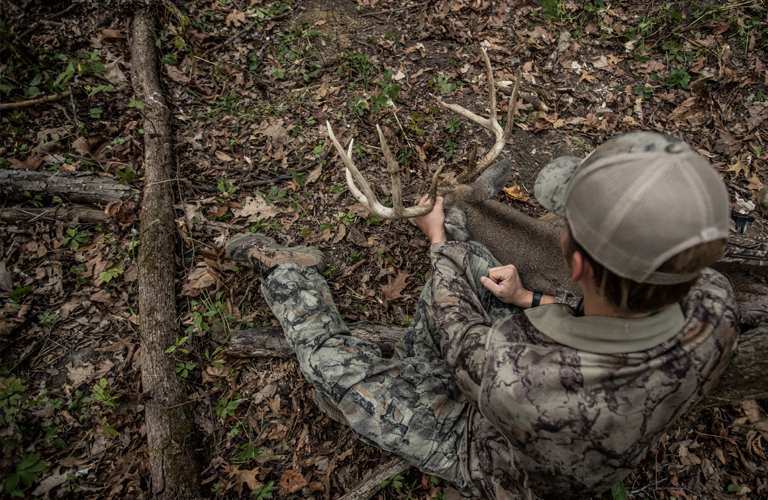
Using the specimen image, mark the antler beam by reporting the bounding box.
[327,122,444,220]
[433,47,521,184]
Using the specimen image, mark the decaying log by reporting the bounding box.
[228,322,768,409]
[0,170,139,205]
[0,204,111,224]
[131,10,202,499]
[337,458,411,500]
[227,322,405,358]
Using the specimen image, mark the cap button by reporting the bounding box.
[666,143,685,154]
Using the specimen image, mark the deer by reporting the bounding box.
[323,47,768,407]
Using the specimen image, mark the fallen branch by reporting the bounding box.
[131,9,202,499]
[0,170,139,205]
[358,1,431,17]
[0,204,111,224]
[0,91,71,111]
[228,322,768,409]
[337,458,411,500]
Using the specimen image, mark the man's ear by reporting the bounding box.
[570,250,594,284]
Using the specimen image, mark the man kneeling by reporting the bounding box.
[226,132,738,499]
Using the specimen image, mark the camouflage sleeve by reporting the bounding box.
[555,288,583,311]
[429,241,492,408]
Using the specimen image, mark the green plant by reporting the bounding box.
[349,252,362,264]
[215,396,241,419]
[432,74,460,94]
[336,211,356,226]
[91,378,121,407]
[129,95,144,109]
[633,85,653,99]
[237,442,261,463]
[90,108,103,119]
[348,95,367,116]
[252,481,275,500]
[174,361,196,378]
[37,311,57,325]
[752,144,762,159]
[322,265,339,278]
[62,227,89,251]
[381,474,404,489]
[98,267,123,283]
[23,191,43,208]
[116,164,137,184]
[2,453,49,497]
[258,185,286,206]
[445,137,456,159]
[444,117,461,134]
[330,185,344,194]
[217,176,237,200]
[667,67,691,88]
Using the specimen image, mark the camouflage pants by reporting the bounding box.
[261,242,521,492]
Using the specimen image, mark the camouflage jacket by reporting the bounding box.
[430,242,739,500]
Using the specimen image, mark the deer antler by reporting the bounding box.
[433,47,521,184]
[327,122,444,220]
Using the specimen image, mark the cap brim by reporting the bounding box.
[533,156,582,217]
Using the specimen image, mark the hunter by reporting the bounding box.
[225,132,738,499]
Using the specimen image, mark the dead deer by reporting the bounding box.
[326,48,768,326]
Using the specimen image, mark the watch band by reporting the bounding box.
[531,291,543,308]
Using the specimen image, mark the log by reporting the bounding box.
[131,10,202,499]
[228,322,768,409]
[0,204,111,224]
[0,170,139,205]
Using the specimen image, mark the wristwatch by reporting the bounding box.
[531,291,543,308]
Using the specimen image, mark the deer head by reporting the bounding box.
[326,47,521,220]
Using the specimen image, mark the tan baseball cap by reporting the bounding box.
[534,132,730,284]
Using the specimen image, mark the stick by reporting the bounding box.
[337,458,411,500]
[0,92,71,111]
[359,1,431,17]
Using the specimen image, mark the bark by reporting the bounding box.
[131,10,202,499]
[0,204,111,224]
[228,322,768,409]
[0,91,70,111]
[0,170,139,205]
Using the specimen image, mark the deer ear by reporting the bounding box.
[471,158,511,198]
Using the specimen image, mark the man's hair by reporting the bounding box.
[564,225,724,314]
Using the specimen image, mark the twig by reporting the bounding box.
[200,11,292,59]
[13,2,78,42]
[359,1,431,17]
[729,183,753,197]
[67,83,80,137]
[0,91,70,111]
[337,457,411,500]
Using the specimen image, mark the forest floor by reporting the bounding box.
[1,0,767,498]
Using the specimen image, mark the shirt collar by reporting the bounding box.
[524,303,685,354]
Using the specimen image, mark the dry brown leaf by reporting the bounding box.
[215,151,234,162]
[0,261,13,293]
[225,10,246,27]
[224,464,260,495]
[31,466,69,496]
[678,444,701,466]
[90,289,112,303]
[727,159,749,178]
[165,64,190,84]
[280,470,308,494]
[306,164,323,184]
[347,227,369,247]
[231,196,280,221]
[578,71,596,84]
[381,271,410,305]
[66,362,95,387]
[9,154,44,171]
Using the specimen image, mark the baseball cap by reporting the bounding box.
[534,132,730,284]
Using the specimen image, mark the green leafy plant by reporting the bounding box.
[23,191,43,208]
[129,95,144,109]
[174,361,196,378]
[62,227,89,251]
[348,95,367,116]
[667,67,691,88]
[252,481,275,500]
[217,176,237,200]
[37,311,57,325]
[633,85,653,99]
[215,396,241,419]
[349,252,362,264]
[445,137,456,159]
[98,267,123,283]
[432,74,460,94]
[116,165,137,184]
[91,378,121,407]
[2,453,49,497]
[90,108,103,119]
[258,185,286,206]
[381,474,404,489]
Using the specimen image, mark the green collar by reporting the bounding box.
[524,303,685,354]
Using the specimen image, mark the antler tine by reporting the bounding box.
[432,47,522,184]
[327,121,444,220]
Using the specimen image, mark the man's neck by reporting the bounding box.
[581,285,656,319]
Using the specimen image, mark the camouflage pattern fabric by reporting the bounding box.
[260,242,516,495]
[723,232,768,266]
[431,241,739,499]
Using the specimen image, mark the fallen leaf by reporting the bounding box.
[67,362,95,388]
[215,151,234,162]
[347,228,369,247]
[728,159,749,178]
[502,185,530,202]
[578,71,596,84]
[31,466,69,496]
[380,271,410,305]
[306,164,323,184]
[225,10,246,27]
[0,261,13,293]
[280,470,308,494]
[90,289,112,303]
[746,174,765,196]
[231,196,280,221]
[224,464,260,494]
[166,64,190,84]
[678,444,701,465]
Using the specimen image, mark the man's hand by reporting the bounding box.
[480,265,533,307]
[411,195,447,244]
